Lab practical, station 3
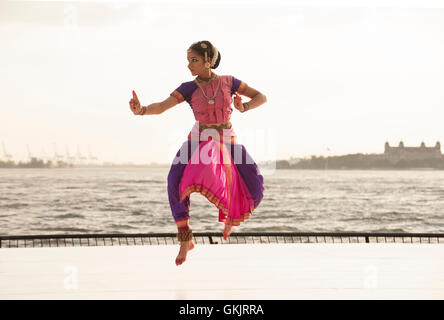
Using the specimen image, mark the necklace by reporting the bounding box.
[194,74,220,105]
[196,72,216,83]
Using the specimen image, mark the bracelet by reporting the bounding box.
[242,102,250,112]
[137,106,146,115]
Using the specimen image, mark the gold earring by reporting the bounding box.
[204,51,210,68]
[205,62,210,68]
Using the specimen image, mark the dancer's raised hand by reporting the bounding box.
[129,90,141,115]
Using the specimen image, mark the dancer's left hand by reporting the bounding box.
[233,92,245,112]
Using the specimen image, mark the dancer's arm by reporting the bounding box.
[233,86,267,113]
[130,90,179,116]
[140,96,180,115]
[240,86,267,111]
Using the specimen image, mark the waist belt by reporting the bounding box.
[198,121,232,132]
[189,121,237,144]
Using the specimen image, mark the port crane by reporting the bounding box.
[88,145,98,161]
[76,144,87,162]
[2,141,13,161]
[65,145,77,164]
[53,143,64,162]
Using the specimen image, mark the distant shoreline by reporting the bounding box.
[1,165,443,171]
[273,154,444,170]
[2,153,444,170]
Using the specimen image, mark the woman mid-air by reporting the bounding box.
[129,40,266,266]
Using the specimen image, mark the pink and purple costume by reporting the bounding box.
[167,75,264,226]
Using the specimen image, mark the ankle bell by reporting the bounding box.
[177,229,193,242]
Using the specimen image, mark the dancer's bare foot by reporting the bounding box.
[223,224,233,240]
[175,240,195,266]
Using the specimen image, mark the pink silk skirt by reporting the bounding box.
[176,122,260,226]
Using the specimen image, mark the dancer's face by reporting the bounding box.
[187,49,210,77]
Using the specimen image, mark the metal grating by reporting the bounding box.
[1,232,443,248]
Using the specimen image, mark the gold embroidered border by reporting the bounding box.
[180,184,256,226]
[220,204,255,226]
[237,81,248,94]
[170,90,184,103]
[180,184,229,215]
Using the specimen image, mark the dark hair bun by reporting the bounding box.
[189,40,221,69]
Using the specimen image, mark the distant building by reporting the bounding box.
[384,141,442,161]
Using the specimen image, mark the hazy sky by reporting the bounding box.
[1,0,443,164]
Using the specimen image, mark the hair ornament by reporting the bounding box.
[211,46,219,67]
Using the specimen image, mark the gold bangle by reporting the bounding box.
[138,106,146,115]
[242,102,250,112]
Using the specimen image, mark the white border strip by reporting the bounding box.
[7,0,444,9]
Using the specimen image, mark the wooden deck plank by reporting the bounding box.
[0,243,443,299]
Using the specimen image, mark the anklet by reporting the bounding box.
[177,229,193,242]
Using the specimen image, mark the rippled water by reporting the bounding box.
[0,168,443,235]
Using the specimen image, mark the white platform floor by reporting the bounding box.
[0,243,443,299]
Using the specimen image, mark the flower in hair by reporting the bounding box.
[211,46,219,67]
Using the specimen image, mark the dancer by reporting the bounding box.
[129,40,266,266]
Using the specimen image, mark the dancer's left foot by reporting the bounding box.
[175,240,194,266]
[223,224,232,240]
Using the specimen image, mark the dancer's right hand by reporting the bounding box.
[129,90,141,115]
